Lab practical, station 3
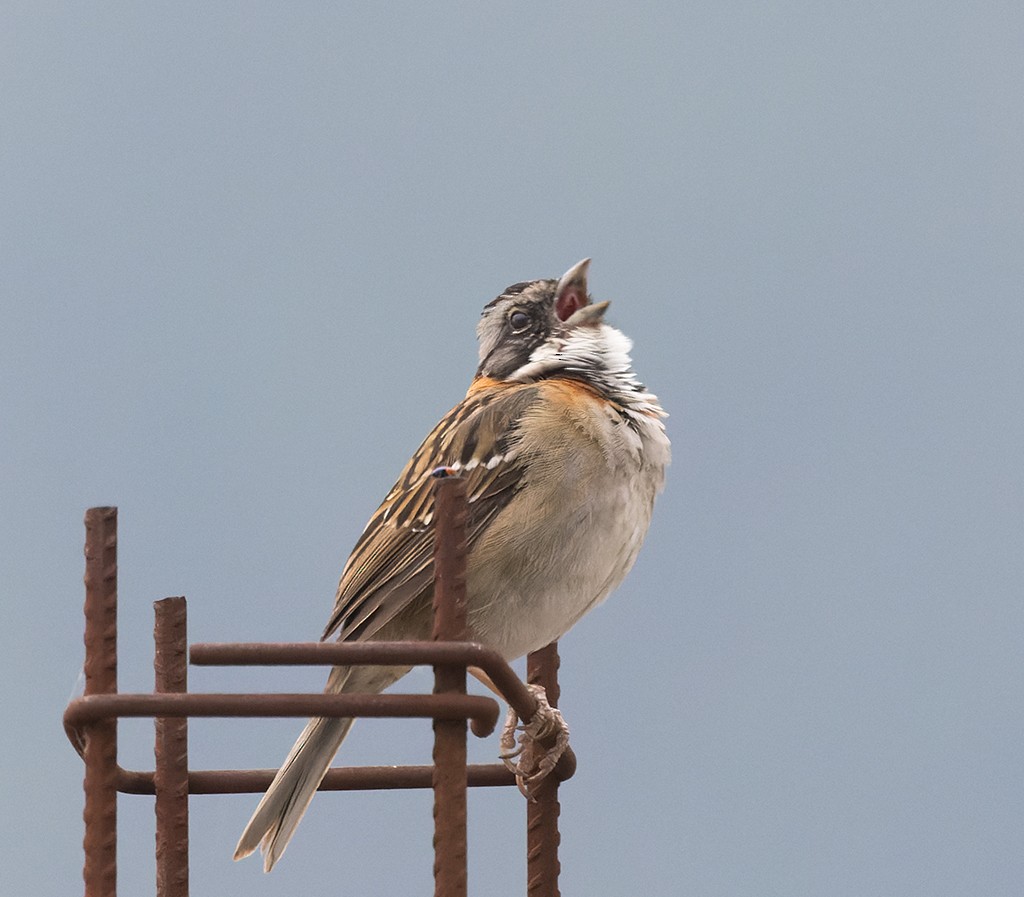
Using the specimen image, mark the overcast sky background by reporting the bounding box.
[3,3,1022,895]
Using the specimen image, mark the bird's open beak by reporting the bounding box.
[563,300,610,328]
[555,258,591,321]
[556,258,609,327]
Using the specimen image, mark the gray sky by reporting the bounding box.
[3,3,1022,895]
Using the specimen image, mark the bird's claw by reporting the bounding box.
[498,684,570,798]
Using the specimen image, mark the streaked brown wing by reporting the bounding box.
[321,380,540,643]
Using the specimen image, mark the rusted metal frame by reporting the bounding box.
[431,475,469,897]
[82,507,118,897]
[69,500,574,897]
[525,643,563,897]
[154,598,189,897]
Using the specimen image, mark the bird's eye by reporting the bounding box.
[509,310,530,331]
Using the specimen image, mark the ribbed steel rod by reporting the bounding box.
[154,598,189,897]
[116,763,518,794]
[431,475,469,897]
[82,507,118,897]
[189,641,544,728]
[526,643,563,897]
[65,692,499,731]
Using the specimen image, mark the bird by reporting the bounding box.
[235,259,670,871]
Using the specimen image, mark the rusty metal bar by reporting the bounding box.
[154,598,189,897]
[65,692,499,731]
[431,475,469,897]
[189,641,552,737]
[525,643,563,897]
[116,763,518,794]
[188,640,576,776]
[82,506,118,897]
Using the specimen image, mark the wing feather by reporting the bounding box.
[321,381,540,643]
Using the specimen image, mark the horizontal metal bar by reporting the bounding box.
[189,642,577,776]
[64,692,499,738]
[116,763,521,794]
[189,640,540,723]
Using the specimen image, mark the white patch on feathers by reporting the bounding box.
[509,323,667,421]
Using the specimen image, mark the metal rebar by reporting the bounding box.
[189,641,548,736]
[67,501,577,896]
[82,506,118,897]
[187,640,576,775]
[431,475,469,897]
[525,643,563,897]
[65,692,498,730]
[116,763,518,794]
[154,598,189,897]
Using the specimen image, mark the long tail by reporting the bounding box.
[234,714,355,871]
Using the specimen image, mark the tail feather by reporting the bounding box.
[234,715,354,871]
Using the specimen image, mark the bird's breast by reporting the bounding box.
[463,379,669,659]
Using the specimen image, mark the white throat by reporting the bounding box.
[509,323,666,419]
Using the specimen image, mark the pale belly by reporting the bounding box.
[464,416,668,660]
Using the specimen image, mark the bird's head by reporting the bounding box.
[475,258,610,380]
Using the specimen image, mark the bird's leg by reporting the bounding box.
[471,665,528,761]
[499,701,524,759]
[498,684,570,798]
[470,667,570,796]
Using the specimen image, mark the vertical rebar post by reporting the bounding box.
[431,475,469,897]
[154,598,189,897]
[525,642,563,897]
[82,506,119,897]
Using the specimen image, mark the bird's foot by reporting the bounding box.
[498,684,570,798]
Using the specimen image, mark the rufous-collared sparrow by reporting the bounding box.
[235,259,670,870]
